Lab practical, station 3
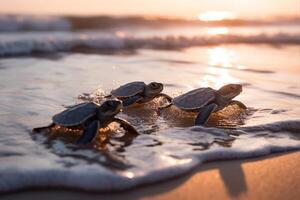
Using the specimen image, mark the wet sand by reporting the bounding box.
[2,151,299,200]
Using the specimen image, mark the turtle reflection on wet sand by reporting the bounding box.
[33,99,139,144]
[106,81,172,107]
[159,84,247,126]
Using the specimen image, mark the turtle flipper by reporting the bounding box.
[155,93,173,102]
[63,104,79,109]
[104,94,112,98]
[229,100,247,109]
[195,103,218,126]
[63,102,89,109]
[122,95,142,107]
[76,120,100,144]
[32,123,55,132]
[113,117,139,135]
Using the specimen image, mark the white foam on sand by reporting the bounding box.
[0,120,299,192]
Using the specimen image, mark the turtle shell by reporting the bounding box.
[111,81,146,98]
[172,87,216,110]
[53,102,98,127]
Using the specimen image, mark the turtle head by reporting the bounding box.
[98,99,123,119]
[144,82,163,97]
[217,84,242,100]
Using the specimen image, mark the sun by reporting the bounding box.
[198,11,236,21]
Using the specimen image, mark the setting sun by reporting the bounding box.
[198,11,236,21]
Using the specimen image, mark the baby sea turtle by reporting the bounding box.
[33,99,138,144]
[106,81,172,107]
[159,84,247,126]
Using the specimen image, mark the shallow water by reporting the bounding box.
[0,15,300,192]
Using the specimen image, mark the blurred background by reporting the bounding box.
[1,0,299,18]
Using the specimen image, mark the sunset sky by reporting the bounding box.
[0,0,299,19]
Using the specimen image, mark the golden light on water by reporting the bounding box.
[115,31,126,38]
[198,11,236,21]
[200,47,239,88]
[207,27,229,35]
[208,47,237,68]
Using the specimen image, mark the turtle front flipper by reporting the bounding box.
[32,123,56,132]
[228,100,247,109]
[113,117,139,135]
[195,103,218,126]
[155,93,173,102]
[104,94,112,98]
[76,120,100,144]
[122,95,142,107]
[63,104,81,109]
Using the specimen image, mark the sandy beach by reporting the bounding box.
[1,1,300,199]
[2,151,299,200]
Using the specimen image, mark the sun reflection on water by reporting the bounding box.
[207,27,229,35]
[208,47,237,68]
[200,47,240,88]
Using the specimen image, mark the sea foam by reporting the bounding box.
[0,15,71,32]
[0,32,300,56]
[0,120,299,192]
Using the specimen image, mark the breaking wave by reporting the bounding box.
[0,15,71,32]
[0,120,299,192]
[1,32,300,56]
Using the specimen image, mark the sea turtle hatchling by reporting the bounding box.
[159,84,247,126]
[33,99,138,144]
[106,81,172,107]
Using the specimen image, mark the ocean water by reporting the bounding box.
[0,15,299,192]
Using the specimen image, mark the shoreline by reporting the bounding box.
[2,151,300,200]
